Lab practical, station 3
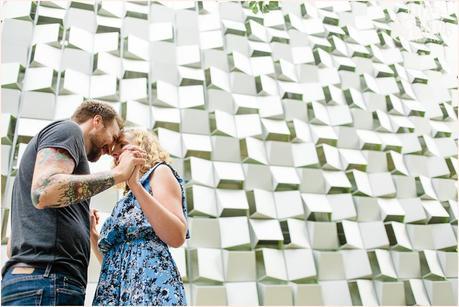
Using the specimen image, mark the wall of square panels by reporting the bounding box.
[1,1,458,305]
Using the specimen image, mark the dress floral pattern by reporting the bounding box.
[93,162,190,306]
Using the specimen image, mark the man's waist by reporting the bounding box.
[11,262,50,269]
[4,260,87,288]
[5,262,86,290]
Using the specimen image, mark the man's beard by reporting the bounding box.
[87,136,103,162]
[87,147,102,162]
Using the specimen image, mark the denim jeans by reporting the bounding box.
[1,264,85,306]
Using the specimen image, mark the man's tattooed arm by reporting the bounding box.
[31,148,115,209]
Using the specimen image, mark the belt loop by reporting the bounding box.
[43,263,52,277]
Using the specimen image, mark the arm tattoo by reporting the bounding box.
[35,172,115,209]
[51,172,115,208]
[32,148,115,209]
[31,177,55,206]
[39,147,70,163]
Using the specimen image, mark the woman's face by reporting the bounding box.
[111,132,132,165]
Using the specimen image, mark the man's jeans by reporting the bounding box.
[1,263,85,306]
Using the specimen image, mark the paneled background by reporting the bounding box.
[1,1,458,305]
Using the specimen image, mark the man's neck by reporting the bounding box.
[76,120,92,155]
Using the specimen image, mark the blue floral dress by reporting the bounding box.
[92,162,190,306]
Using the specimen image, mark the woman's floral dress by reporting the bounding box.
[92,162,190,306]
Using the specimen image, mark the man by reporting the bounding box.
[1,100,146,305]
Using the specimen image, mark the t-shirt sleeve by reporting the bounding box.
[37,121,84,166]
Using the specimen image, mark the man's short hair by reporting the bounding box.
[71,99,124,129]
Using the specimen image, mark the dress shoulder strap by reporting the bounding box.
[140,161,166,184]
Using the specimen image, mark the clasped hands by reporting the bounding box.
[90,144,146,242]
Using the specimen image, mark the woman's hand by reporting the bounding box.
[90,208,104,264]
[90,208,100,241]
[127,165,141,190]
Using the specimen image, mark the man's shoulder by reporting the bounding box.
[36,120,85,162]
[54,119,81,131]
[41,120,82,137]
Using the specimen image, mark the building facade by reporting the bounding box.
[1,1,458,305]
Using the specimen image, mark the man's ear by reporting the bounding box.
[93,115,104,128]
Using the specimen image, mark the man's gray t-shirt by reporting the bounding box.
[2,120,90,288]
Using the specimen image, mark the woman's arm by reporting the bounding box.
[129,165,187,248]
[91,235,103,264]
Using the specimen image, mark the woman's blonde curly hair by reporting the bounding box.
[125,128,172,173]
[118,128,172,192]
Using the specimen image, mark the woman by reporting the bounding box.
[90,128,190,306]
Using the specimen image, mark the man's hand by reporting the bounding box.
[113,145,146,183]
[119,144,146,157]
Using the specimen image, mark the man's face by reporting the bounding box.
[87,117,120,162]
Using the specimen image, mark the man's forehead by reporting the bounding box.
[110,122,121,138]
